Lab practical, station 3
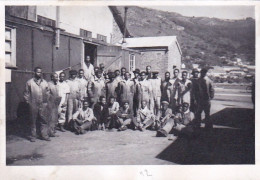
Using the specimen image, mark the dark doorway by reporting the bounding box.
[84,43,97,66]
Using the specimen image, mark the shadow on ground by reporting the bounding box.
[156,108,255,164]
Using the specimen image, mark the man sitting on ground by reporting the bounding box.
[107,96,120,129]
[154,101,174,132]
[116,100,134,131]
[133,100,155,131]
[71,100,96,135]
[93,96,109,130]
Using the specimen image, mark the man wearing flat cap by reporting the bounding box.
[195,68,215,130]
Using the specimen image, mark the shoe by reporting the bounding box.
[60,125,66,132]
[42,137,51,141]
[137,126,143,131]
[30,138,36,142]
[156,129,167,137]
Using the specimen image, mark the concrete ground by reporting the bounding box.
[6,88,255,165]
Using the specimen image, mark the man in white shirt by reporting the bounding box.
[82,56,94,81]
[139,71,152,110]
[72,100,96,135]
[76,69,88,104]
[57,72,70,132]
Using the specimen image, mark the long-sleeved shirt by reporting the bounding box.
[175,110,194,125]
[87,77,106,98]
[72,107,95,122]
[136,106,154,122]
[169,77,180,100]
[106,80,119,100]
[82,63,95,81]
[118,79,135,101]
[198,76,214,101]
[76,77,88,99]
[150,77,162,98]
[139,79,152,100]
[116,107,133,120]
[24,78,50,107]
[108,102,120,115]
[156,108,173,121]
[48,81,61,106]
[66,78,81,99]
[178,79,192,104]
[161,79,171,102]
[57,81,70,105]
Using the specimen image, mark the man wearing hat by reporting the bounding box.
[116,100,134,131]
[190,68,200,113]
[133,100,155,131]
[150,71,162,115]
[155,101,173,133]
[195,68,214,129]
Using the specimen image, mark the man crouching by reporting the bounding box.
[71,100,96,135]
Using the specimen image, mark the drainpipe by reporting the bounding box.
[122,6,128,44]
[55,6,60,49]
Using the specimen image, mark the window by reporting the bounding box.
[80,29,92,38]
[97,34,107,43]
[5,26,16,69]
[129,54,135,72]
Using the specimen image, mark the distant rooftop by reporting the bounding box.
[122,36,178,48]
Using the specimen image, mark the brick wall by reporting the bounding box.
[135,49,168,78]
[168,41,182,75]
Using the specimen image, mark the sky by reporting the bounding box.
[145,6,254,20]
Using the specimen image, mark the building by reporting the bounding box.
[5,6,139,121]
[122,36,182,75]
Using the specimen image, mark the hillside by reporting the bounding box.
[116,6,255,68]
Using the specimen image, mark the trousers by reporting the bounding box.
[195,100,212,128]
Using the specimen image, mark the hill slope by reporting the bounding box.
[116,6,255,67]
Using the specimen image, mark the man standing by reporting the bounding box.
[66,70,81,124]
[146,65,152,80]
[106,72,119,103]
[88,70,106,106]
[178,71,192,105]
[118,72,135,109]
[47,73,61,137]
[76,69,88,104]
[24,67,50,142]
[133,100,155,131]
[71,100,96,135]
[82,56,95,81]
[139,71,152,110]
[121,67,127,80]
[190,68,200,113]
[169,68,180,113]
[150,71,162,115]
[195,68,215,129]
[133,69,141,117]
[161,71,171,103]
[57,72,70,132]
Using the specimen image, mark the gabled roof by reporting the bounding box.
[121,36,182,55]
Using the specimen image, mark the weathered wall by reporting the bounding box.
[37,6,114,41]
[168,41,182,74]
[135,49,168,76]
[6,19,83,121]
[111,19,123,45]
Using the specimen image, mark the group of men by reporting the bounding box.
[24,57,214,142]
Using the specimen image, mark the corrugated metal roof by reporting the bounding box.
[123,36,177,48]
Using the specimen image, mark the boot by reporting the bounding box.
[60,124,66,132]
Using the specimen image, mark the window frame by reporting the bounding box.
[129,53,136,72]
[5,26,17,69]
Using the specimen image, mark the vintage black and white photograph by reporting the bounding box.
[5,5,255,165]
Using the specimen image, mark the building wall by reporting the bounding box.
[37,6,114,42]
[5,19,83,121]
[134,49,168,76]
[111,19,123,45]
[168,41,182,73]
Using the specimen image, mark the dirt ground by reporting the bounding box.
[6,90,254,165]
